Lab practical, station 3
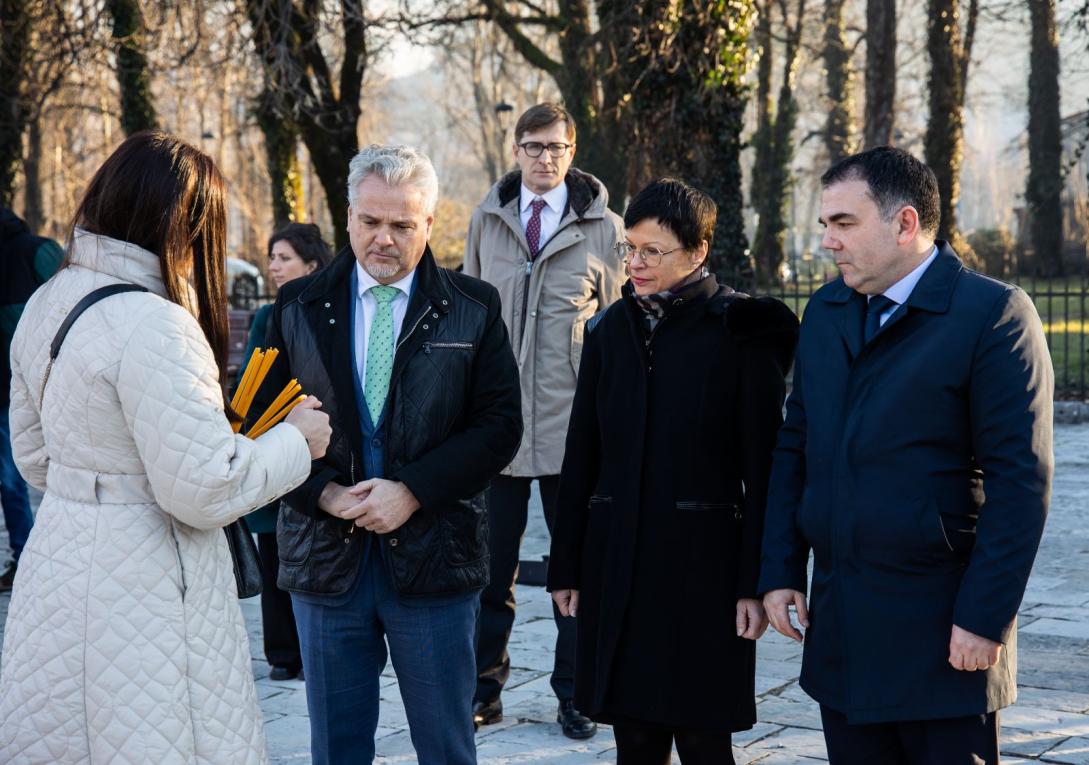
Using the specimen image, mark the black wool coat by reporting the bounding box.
[758,244,1054,724]
[548,277,799,731]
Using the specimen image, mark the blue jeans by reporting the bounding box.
[293,541,480,765]
[0,409,33,562]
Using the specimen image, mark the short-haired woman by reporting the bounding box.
[548,179,799,764]
[242,222,332,682]
[0,132,331,763]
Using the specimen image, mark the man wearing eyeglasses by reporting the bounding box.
[463,102,625,739]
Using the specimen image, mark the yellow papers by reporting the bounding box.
[247,393,307,439]
[230,347,304,438]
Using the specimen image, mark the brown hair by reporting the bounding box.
[514,102,576,144]
[69,131,235,413]
[268,222,333,270]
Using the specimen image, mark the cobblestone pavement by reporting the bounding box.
[2,426,1088,763]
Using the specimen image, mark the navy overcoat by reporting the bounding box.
[758,243,1053,724]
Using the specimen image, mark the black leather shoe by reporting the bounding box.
[473,699,503,730]
[558,699,597,739]
[268,665,300,681]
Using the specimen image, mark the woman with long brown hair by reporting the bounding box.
[0,131,330,763]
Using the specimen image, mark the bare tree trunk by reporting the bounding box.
[246,0,366,251]
[863,0,896,148]
[23,114,43,230]
[108,0,158,135]
[823,0,855,163]
[751,0,807,286]
[0,0,30,207]
[1026,0,1063,277]
[924,0,978,263]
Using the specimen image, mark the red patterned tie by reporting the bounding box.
[526,198,547,259]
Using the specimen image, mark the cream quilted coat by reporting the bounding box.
[0,230,312,764]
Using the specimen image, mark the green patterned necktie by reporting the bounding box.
[364,285,400,424]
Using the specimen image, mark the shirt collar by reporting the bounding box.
[355,259,416,300]
[879,245,939,306]
[520,181,568,215]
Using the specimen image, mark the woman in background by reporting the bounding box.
[0,131,330,764]
[241,222,332,681]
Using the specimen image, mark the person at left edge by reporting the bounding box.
[0,206,63,591]
[249,144,523,765]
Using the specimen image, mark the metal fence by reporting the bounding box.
[229,275,1089,401]
[753,269,1089,401]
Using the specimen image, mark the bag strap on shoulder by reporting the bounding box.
[50,284,149,361]
[40,283,148,400]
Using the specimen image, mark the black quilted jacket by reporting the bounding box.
[252,246,522,597]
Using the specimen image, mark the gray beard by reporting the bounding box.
[363,258,400,280]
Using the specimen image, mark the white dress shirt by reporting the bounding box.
[872,245,939,326]
[519,182,568,252]
[353,261,416,389]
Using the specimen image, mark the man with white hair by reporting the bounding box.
[251,144,522,764]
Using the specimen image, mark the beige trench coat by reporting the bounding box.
[463,169,625,477]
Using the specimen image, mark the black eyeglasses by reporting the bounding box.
[614,242,686,267]
[518,142,574,158]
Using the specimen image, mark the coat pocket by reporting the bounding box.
[588,495,613,508]
[422,341,474,353]
[676,501,742,520]
[277,503,316,566]
[570,319,586,376]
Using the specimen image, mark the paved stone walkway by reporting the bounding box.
[2,426,1088,763]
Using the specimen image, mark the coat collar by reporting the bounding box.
[814,240,962,314]
[484,167,609,220]
[68,227,168,297]
[297,243,453,314]
[814,241,963,359]
[67,227,199,314]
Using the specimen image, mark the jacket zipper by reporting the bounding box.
[519,260,532,343]
[397,304,432,351]
[345,451,357,543]
[423,341,473,352]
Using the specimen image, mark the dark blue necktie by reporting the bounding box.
[864,295,897,343]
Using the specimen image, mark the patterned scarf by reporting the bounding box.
[632,266,712,333]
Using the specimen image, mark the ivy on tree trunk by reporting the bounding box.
[924,0,978,266]
[750,0,807,287]
[0,0,30,207]
[108,0,158,136]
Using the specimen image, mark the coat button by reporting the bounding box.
[389,538,399,547]
[442,299,448,306]
[324,302,331,308]
[329,318,336,324]
[422,323,429,330]
[432,312,439,318]
[530,311,537,318]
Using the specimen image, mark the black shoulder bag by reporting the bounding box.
[43,283,263,599]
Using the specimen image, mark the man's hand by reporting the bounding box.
[736,598,769,640]
[949,625,1002,671]
[763,588,809,643]
[346,478,421,534]
[553,589,579,617]
[317,481,368,520]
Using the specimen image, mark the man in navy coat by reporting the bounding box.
[759,147,1053,764]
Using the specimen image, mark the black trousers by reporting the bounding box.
[474,475,575,703]
[257,532,302,671]
[820,705,1000,765]
[613,721,735,765]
